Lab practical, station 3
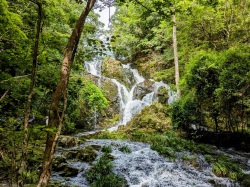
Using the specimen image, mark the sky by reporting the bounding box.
[97,6,116,30]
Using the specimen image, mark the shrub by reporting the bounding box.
[85,154,127,187]
[101,145,112,153]
[119,145,131,153]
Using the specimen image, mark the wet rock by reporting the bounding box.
[102,58,126,85]
[157,86,169,104]
[60,166,78,177]
[58,136,82,148]
[85,74,99,85]
[133,80,154,100]
[123,67,136,89]
[64,146,98,163]
[239,174,250,187]
[100,78,120,124]
[89,144,102,151]
[52,155,67,171]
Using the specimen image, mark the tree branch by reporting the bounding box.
[0,90,9,103]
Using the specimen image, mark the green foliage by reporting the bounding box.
[174,46,250,133]
[207,154,243,180]
[171,92,199,130]
[22,170,39,184]
[101,145,113,153]
[81,82,109,111]
[85,154,127,187]
[119,145,131,153]
[64,76,108,133]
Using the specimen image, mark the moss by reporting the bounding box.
[126,102,170,133]
[60,166,78,177]
[102,58,130,88]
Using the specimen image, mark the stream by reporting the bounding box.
[52,139,250,187]
[51,59,250,186]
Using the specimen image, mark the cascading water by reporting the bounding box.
[85,60,102,77]
[84,60,175,130]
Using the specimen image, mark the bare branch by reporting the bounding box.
[0,90,9,103]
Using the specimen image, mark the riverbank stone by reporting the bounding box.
[64,146,98,163]
[58,136,82,148]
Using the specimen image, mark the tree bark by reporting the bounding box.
[172,14,180,98]
[37,0,96,186]
[17,1,42,186]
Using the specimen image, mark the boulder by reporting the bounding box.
[52,155,67,172]
[60,166,78,177]
[133,80,155,100]
[58,136,82,148]
[64,146,98,163]
[157,86,169,104]
[102,58,135,88]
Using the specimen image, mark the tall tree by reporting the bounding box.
[17,1,42,186]
[172,14,180,98]
[37,0,96,186]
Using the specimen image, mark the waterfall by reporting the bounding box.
[85,60,102,77]
[84,60,176,131]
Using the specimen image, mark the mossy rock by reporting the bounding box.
[133,80,154,100]
[89,144,102,151]
[102,58,134,88]
[58,136,82,148]
[52,156,67,172]
[126,102,170,133]
[60,166,78,177]
[65,147,98,163]
[239,173,250,187]
[157,86,169,104]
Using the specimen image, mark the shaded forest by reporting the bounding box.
[0,0,249,186]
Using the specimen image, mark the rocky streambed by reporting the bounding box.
[51,138,250,187]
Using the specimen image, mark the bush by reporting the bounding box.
[101,145,112,153]
[85,154,127,187]
[119,145,131,153]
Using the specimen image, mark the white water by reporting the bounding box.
[85,60,102,77]
[52,139,246,187]
[85,60,176,131]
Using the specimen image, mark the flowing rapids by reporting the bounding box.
[51,139,248,187]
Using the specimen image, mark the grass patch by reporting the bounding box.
[205,153,243,181]
[85,154,127,187]
[101,145,112,153]
[119,145,131,153]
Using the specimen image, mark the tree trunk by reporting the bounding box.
[17,1,42,186]
[37,0,96,186]
[172,14,180,98]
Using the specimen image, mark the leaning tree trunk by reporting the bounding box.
[17,1,42,186]
[37,0,96,186]
[172,14,180,98]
